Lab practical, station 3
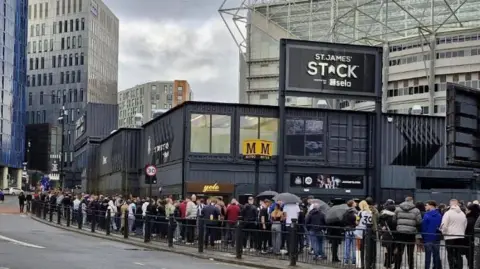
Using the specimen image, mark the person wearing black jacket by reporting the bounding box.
[241,196,257,250]
[25,192,32,213]
[379,201,397,269]
[257,200,270,253]
[62,194,72,220]
[18,192,26,213]
[305,204,327,260]
[202,199,220,247]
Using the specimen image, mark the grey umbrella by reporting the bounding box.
[311,199,330,212]
[325,204,350,224]
[256,190,278,198]
[273,193,301,204]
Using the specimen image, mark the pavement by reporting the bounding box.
[0,195,20,214]
[0,213,263,269]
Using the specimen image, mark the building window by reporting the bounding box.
[190,114,232,154]
[56,1,59,15]
[67,37,70,49]
[29,58,33,70]
[81,18,85,30]
[61,37,64,49]
[74,89,78,102]
[40,91,44,105]
[41,57,44,69]
[43,74,47,86]
[60,72,64,84]
[75,53,78,65]
[50,39,53,51]
[64,54,67,66]
[41,23,45,35]
[35,58,39,69]
[238,116,279,155]
[57,90,61,103]
[59,21,62,33]
[49,73,53,85]
[44,40,48,52]
[39,40,43,52]
[80,53,84,65]
[66,71,70,83]
[27,75,30,86]
[64,20,67,32]
[52,56,56,68]
[285,119,324,157]
[69,89,72,102]
[32,75,36,86]
[72,70,75,82]
[72,36,76,48]
[79,0,82,11]
[51,90,56,104]
[28,93,32,106]
[45,3,49,17]
[63,90,67,103]
[75,18,79,30]
[77,70,81,82]
[62,0,65,14]
[69,54,73,66]
[57,54,62,67]
[73,0,76,12]
[78,35,82,47]
[79,88,84,102]
[27,42,30,53]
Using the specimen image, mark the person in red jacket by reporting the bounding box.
[225,198,241,246]
[179,200,187,241]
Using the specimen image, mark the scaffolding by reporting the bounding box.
[219,0,480,51]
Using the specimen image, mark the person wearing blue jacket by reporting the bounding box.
[422,200,442,269]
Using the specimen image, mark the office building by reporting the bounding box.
[1,0,28,189]
[220,0,480,114]
[26,0,119,187]
[118,80,192,128]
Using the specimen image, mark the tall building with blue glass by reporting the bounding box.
[1,0,28,189]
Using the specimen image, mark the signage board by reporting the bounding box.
[290,173,364,189]
[281,39,382,98]
[145,165,157,177]
[242,139,273,160]
[185,182,235,194]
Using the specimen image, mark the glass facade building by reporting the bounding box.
[1,0,28,168]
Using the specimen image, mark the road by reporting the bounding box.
[0,195,20,214]
[0,213,252,269]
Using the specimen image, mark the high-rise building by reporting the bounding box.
[26,0,119,186]
[118,80,192,128]
[1,0,28,189]
[220,0,480,115]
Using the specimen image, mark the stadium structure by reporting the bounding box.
[219,0,480,115]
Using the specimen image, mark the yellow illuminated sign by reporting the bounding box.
[242,139,273,160]
[202,183,220,193]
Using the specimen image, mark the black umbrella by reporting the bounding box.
[325,204,350,224]
[273,193,301,204]
[256,190,278,198]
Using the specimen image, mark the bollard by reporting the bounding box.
[123,212,129,239]
[235,216,243,259]
[167,216,175,247]
[91,211,96,233]
[106,209,111,236]
[78,210,83,229]
[289,219,298,266]
[49,204,53,222]
[144,215,151,243]
[57,205,61,225]
[364,223,373,269]
[66,206,71,227]
[198,215,205,253]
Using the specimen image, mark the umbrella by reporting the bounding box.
[273,193,301,204]
[256,190,278,198]
[325,204,350,224]
[311,199,330,212]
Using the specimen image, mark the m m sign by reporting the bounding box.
[242,139,273,160]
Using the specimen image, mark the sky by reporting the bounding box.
[103,0,240,103]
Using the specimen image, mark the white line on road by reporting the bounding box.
[133,262,145,266]
[0,234,45,249]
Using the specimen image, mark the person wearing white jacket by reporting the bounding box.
[106,200,118,231]
[441,199,467,269]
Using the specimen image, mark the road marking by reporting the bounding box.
[133,262,145,266]
[0,234,45,249]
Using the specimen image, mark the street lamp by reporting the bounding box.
[58,106,67,189]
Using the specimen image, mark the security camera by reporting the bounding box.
[411,105,422,115]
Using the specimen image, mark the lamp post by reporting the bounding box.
[58,106,66,189]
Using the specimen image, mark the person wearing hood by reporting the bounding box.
[465,203,480,269]
[305,202,327,260]
[106,199,118,231]
[379,200,396,269]
[394,197,422,269]
[441,199,467,269]
[422,200,442,269]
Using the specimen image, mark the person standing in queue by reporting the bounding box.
[18,192,26,213]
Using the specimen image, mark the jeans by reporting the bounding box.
[446,238,463,269]
[128,215,135,232]
[110,216,117,231]
[343,231,356,264]
[310,230,325,257]
[424,241,442,269]
[271,222,282,254]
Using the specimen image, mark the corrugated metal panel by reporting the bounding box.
[142,108,184,168]
[381,165,416,188]
[381,114,446,168]
[85,103,118,140]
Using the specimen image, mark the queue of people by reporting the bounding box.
[29,190,480,269]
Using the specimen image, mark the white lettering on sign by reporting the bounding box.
[306,53,359,88]
[153,142,169,153]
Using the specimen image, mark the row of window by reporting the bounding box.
[30,23,46,37]
[389,33,480,53]
[28,53,84,70]
[28,2,49,20]
[28,39,54,54]
[56,0,83,16]
[60,35,83,50]
[27,69,82,87]
[28,89,84,106]
[389,50,465,66]
[53,19,85,34]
